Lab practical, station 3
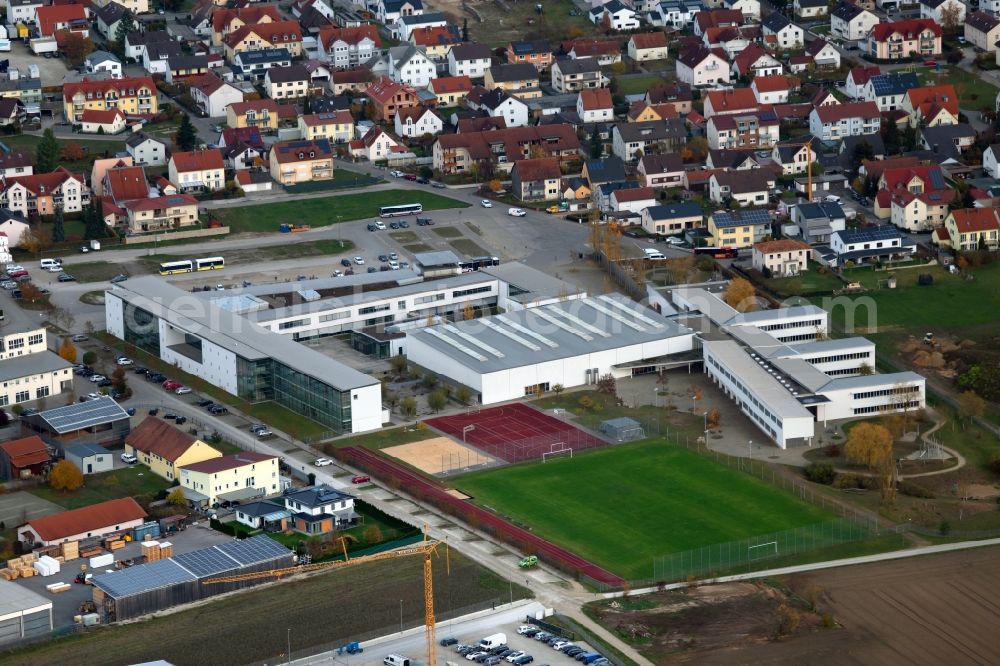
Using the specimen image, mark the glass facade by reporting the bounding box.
[272,360,352,434]
[123,303,160,356]
[350,331,391,359]
[236,355,273,403]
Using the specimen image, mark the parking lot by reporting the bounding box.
[439,623,599,666]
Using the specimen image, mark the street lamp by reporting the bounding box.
[399,599,404,633]
[748,440,753,460]
[286,628,291,665]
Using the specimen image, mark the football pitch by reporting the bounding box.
[456,441,831,580]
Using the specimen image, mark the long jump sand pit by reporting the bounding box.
[383,436,495,475]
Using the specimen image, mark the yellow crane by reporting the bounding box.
[204,534,448,665]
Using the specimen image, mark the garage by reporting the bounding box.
[0,580,53,647]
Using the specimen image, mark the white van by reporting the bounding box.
[479,633,507,650]
[384,655,410,666]
[40,258,61,270]
[643,248,666,260]
[824,195,842,204]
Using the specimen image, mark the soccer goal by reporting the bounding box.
[747,541,778,563]
[542,443,573,462]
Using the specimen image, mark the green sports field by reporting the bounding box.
[457,441,831,580]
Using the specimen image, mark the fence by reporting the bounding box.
[122,226,230,245]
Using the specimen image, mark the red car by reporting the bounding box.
[351,475,370,484]
[162,380,182,391]
[923,59,937,67]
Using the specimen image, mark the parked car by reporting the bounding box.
[174,416,187,425]
[88,374,106,383]
[249,424,267,434]
[354,256,365,265]
[162,380,182,391]
[255,429,273,438]
[404,173,417,181]
[148,373,167,382]
[110,274,128,283]
[440,638,459,647]
[505,652,525,663]
[480,200,492,208]
[374,221,386,230]
[398,219,409,228]
[133,366,148,375]
[416,177,429,185]
[116,356,133,366]
[378,254,390,263]
[121,453,137,464]
[175,386,192,395]
[313,457,333,467]
[352,475,370,484]
[507,208,526,217]
[367,267,377,273]
[209,405,229,415]
[389,221,400,229]
[390,170,404,178]
[163,412,178,420]
[71,334,88,342]
[513,657,533,665]
[58,273,76,282]
[197,398,214,407]
[664,236,685,245]
[340,258,352,267]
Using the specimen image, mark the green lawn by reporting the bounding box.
[764,263,845,296]
[449,239,488,257]
[456,441,831,580]
[616,74,665,96]
[30,466,167,510]
[917,66,999,109]
[212,191,469,232]
[62,261,124,283]
[0,134,127,172]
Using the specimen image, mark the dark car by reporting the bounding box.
[416,177,429,184]
[148,373,167,382]
[514,657,533,665]
[58,273,76,282]
[367,266,377,273]
[389,221,400,229]
[197,398,214,407]
[398,220,409,228]
[440,638,458,647]
[163,412,178,419]
[110,274,128,284]
[134,366,148,374]
[174,416,187,425]
[148,408,159,416]
[209,405,229,415]
[379,265,391,272]
[97,379,113,387]
[367,223,377,231]
[403,173,417,181]
[340,258,352,267]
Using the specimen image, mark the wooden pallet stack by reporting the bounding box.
[159,542,174,558]
[79,545,102,559]
[140,541,161,562]
[61,541,80,562]
[0,568,16,581]
[108,539,126,551]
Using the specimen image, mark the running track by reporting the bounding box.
[425,403,605,463]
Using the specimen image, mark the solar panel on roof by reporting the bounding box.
[93,559,197,598]
[40,397,129,434]
[172,548,241,578]
[715,209,771,227]
[217,534,292,565]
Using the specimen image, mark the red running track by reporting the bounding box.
[424,403,605,463]
[341,446,625,587]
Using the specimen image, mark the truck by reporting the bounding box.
[89,240,101,251]
[478,634,506,650]
[29,37,57,55]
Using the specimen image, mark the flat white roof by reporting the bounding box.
[703,339,815,419]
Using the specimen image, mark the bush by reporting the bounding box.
[82,351,96,364]
[804,461,836,485]
[833,473,869,489]
[987,454,1000,478]
[823,444,841,458]
[898,480,935,499]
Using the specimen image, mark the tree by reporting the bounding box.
[400,396,417,419]
[706,407,721,429]
[113,9,136,59]
[957,390,986,423]
[427,390,447,413]
[858,363,874,375]
[62,34,96,67]
[589,125,602,159]
[596,373,617,396]
[112,367,128,393]
[52,207,66,243]
[19,282,44,303]
[82,351,96,365]
[462,18,469,41]
[939,2,962,31]
[303,94,312,115]
[844,422,893,469]
[388,354,408,377]
[383,388,399,413]
[363,524,383,545]
[723,278,757,312]
[462,300,475,321]
[58,337,77,363]
[487,179,502,193]
[49,460,84,492]
[175,113,198,152]
[83,202,105,240]
[36,128,60,173]
[60,142,85,162]
[456,385,472,405]
[552,383,565,396]
[804,461,836,485]
[167,487,187,507]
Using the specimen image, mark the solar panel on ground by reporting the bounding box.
[216,534,293,566]
[172,548,241,578]
[92,559,197,598]
[40,396,129,434]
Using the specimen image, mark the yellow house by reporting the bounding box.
[942,208,1000,251]
[297,110,354,143]
[223,20,302,61]
[269,139,334,185]
[125,417,222,483]
[179,452,280,507]
[429,76,472,106]
[226,99,281,131]
[62,76,158,123]
[484,63,543,100]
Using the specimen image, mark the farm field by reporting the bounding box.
[0,554,528,666]
[456,440,831,580]
[212,191,469,233]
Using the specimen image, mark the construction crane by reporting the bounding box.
[203,534,448,665]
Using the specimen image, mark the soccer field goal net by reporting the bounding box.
[542,443,573,462]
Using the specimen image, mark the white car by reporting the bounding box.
[374,221,386,230]
[507,208,526,217]
[4,264,23,273]
[664,236,685,246]
[480,199,493,208]
[116,357,133,366]
[46,265,63,273]
[175,386,192,395]
[85,392,102,401]
[120,453,137,464]
[390,170,404,177]
[313,458,333,467]
[516,625,534,635]
[88,374,106,383]
[353,256,365,265]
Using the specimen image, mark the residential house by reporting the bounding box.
[268,139,334,185]
[0,210,29,247]
[789,201,846,243]
[227,99,282,131]
[595,181,641,213]
[724,0,760,21]
[178,452,280,508]
[703,26,755,59]
[64,442,113,476]
[903,85,959,127]
[582,156,628,187]
[0,99,23,128]
[409,25,462,62]
[707,147,767,170]
[265,65,310,101]
[511,157,562,202]
[80,109,126,134]
[168,149,225,193]
[805,38,841,69]
[36,4,88,39]
[983,144,1000,178]
[448,42,492,79]
[392,12,448,41]
[706,208,773,246]
[0,168,89,216]
[761,12,804,49]
[831,2,880,43]
[233,49,292,83]
[628,32,670,61]
[628,101,680,123]
[923,0,966,25]
[703,88,757,118]
[880,164,952,231]
[694,9,744,37]
[388,44,437,88]
[611,119,687,162]
[551,57,608,93]
[808,101,881,141]
[103,163,150,214]
[211,5,282,46]
[165,55,210,84]
[866,19,941,60]
[0,436,50,481]
[706,110,780,150]
[676,46,730,86]
[84,51,123,79]
[0,151,32,179]
[862,72,920,111]
[235,501,290,532]
[91,157,132,198]
[561,177,592,205]
[430,76,473,106]
[485,64,541,100]
[124,416,222,481]
[143,41,184,76]
[751,74,800,104]
[319,25,380,69]
[708,171,774,207]
[189,72,244,117]
[648,0,698,29]
[846,65,881,99]
[506,40,553,71]
[298,110,354,142]
[640,202,703,235]
[589,0,640,30]
[920,124,976,158]
[566,39,622,65]
[282,485,358,535]
[828,225,915,267]
[350,126,404,161]
[122,194,200,234]
[965,11,1000,53]
[731,43,783,79]
[5,0,43,24]
[222,140,263,171]
[466,87,530,128]
[365,76,420,121]
[647,83,694,114]
[637,153,685,188]
[17,498,147,547]
[432,124,580,174]
[331,67,374,95]
[394,107,443,138]
[610,186,657,214]
[378,0,423,24]
[124,30,171,62]
[576,88,614,124]
[771,142,815,175]
[223,20,303,60]
[794,0,828,19]
[943,208,999,250]
[62,76,158,123]
[752,239,810,276]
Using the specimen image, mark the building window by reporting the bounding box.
[28,333,43,345]
[36,386,50,399]
[14,390,29,403]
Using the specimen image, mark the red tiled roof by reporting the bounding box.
[437,125,580,163]
[849,66,881,86]
[732,43,776,76]
[431,75,473,94]
[630,32,668,50]
[63,76,156,103]
[907,85,959,117]
[170,148,224,172]
[0,436,49,468]
[755,239,810,253]
[0,167,84,197]
[881,164,943,190]
[395,106,436,123]
[105,165,148,201]
[814,101,880,122]
[410,25,461,48]
[227,98,280,115]
[189,72,231,96]
[319,25,381,50]
[124,193,198,212]
[365,76,416,105]
[564,38,620,57]
[612,186,656,203]
[300,110,352,126]
[695,9,744,33]
[181,451,275,474]
[270,138,334,163]
[578,88,613,111]
[871,18,941,42]
[212,5,281,34]
[705,88,757,113]
[949,208,999,233]
[457,116,507,132]
[23,497,146,542]
[225,20,301,48]
[332,67,374,85]
[753,74,800,93]
[627,101,680,121]
[127,416,206,461]
[513,157,561,182]
[81,108,124,125]
[36,4,86,37]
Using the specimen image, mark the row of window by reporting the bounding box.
[802,351,871,365]
[853,401,921,415]
[0,385,48,406]
[452,286,493,298]
[758,318,824,332]
[775,332,822,343]
[853,385,920,401]
[707,354,782,430]
[826,366,867,376]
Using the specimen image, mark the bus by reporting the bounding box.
[459,256,500,272]
[159,260,194,275]
[379,203,422,217]
[694,247,739,259]
[195,257,225,271]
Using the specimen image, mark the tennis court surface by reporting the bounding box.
[424,403,605,463]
